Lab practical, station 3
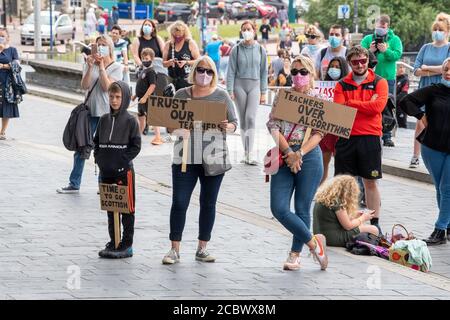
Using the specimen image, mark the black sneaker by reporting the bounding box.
[383,139,395,147]
[98,242,115,258]
[424,229,447,246]
[108,242,133,259]
[143,124,149,136]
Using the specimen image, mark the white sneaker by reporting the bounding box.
[162,248,180,265]
[283,252,300,271]
[310,234,328,270]
[195,248,216,262]
[0,133,6,140]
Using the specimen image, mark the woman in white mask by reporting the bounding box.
[226,20,268,165]
[131,19,165,67]
[162,56,238,265]
[57,35,123,194]
[410,13,450,169]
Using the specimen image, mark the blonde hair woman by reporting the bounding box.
[313,176,379,247]
[162,21,200,90]
[162,55,238,265]
[267,55,328,271]
[57,35,123,194]
[300,24,325,61]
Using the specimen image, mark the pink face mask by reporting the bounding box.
[195,72,213,86]
[174,36,184,43]
[292,74,310,87]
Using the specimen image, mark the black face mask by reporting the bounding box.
[142,61,152,68]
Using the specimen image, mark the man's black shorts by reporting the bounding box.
[137,103,147,117]
[334,135,382,180]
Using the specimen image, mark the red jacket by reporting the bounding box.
[334,69,388,136]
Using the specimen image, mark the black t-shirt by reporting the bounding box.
[259,24,271,40]
[135,67,157,98]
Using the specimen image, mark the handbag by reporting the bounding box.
[390,224,415,243]
[263,124,297,181]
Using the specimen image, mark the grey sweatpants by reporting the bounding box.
[234,78,260,155]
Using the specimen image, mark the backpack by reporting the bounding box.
[382,93,397,133]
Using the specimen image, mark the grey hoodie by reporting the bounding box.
[226,42,268,94]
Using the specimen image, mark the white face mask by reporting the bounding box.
[98,45,110,57]
[242,30,254,41]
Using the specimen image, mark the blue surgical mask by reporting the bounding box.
[98,45,110,57]
[307,44,318,52]
[432,31,445,42]
[327,67,341,80]
[442,77,450,87]
[143,25,152,35]
[375,27,388,37]
[0,37,5,44]
[329,36,341,49]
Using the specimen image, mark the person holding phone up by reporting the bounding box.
[313,175,380,247]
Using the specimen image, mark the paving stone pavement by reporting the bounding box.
[1,95,450,300]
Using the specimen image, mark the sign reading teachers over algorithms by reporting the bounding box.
[147,96,227,131]
[99,183,130,214]
[272,89,357,139]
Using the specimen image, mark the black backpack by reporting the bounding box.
[382,93,397,133]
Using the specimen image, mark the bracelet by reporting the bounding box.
[296,149,304,158]
[282,147,293,155]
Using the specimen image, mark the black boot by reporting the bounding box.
[424,229,447,246]
[98,242,115,258]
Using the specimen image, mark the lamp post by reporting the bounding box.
[34,0,42,59]
[353,0,359,33]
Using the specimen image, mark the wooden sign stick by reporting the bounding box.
[301,127,312,148]
[181,136,189,173]
[114,211,121,249]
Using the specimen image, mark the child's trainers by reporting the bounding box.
[162,248,180,264]
[283,252,300,271]
[109,242,133,259]
[98,242,115,258]
[310,234,328,270]
[195,248,216,262]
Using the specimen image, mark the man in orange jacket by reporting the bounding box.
[333,45,388,230]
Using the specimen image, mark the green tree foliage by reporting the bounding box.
[303,0,447,50]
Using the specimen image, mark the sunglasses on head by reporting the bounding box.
[350,58,368,66]
[196,67,214,76]
[291,68,309,76]
[305,34,318,39]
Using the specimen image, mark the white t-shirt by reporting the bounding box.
[84,62,123,117]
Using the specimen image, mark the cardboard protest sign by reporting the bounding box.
[147,96,227,131]
[99,183,130,214]
[315,81,337,101]
[272,89,357,139]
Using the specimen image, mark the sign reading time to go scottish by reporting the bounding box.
[338,4,351,19]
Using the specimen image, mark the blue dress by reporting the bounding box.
[0,47,19,118]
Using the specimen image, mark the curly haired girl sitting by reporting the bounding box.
[313,175,380,247]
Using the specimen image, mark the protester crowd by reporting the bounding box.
[1,8,447,272]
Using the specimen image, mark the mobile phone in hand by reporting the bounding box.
[91,43,98,56]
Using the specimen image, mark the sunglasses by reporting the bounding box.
[350,58,368,66]
[305,34,318,39]
[291,68,309,76]
[196,67,214,76]
[329,33,341,37]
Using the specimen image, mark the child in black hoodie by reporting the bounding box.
[94,81,141,259]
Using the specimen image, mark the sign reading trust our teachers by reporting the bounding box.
[272,89,357,139]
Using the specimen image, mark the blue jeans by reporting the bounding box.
[421,144,450,230]
[270,146,323,252]
[383,79,396,141]
[170,164,224,242]
[69,116,99,189]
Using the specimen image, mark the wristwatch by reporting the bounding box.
[282,147,293,155]
[296,149,304,158]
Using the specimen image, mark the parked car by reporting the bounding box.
[250,0,277,18]
[227,1,259,20]
[21,11,74,45]
[263,0,289,11]
[154,2,192,24]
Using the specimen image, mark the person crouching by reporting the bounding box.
[95,81,142,258]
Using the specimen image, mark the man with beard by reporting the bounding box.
[333,46,388,232]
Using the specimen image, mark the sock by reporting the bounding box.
[370,218,379,226]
